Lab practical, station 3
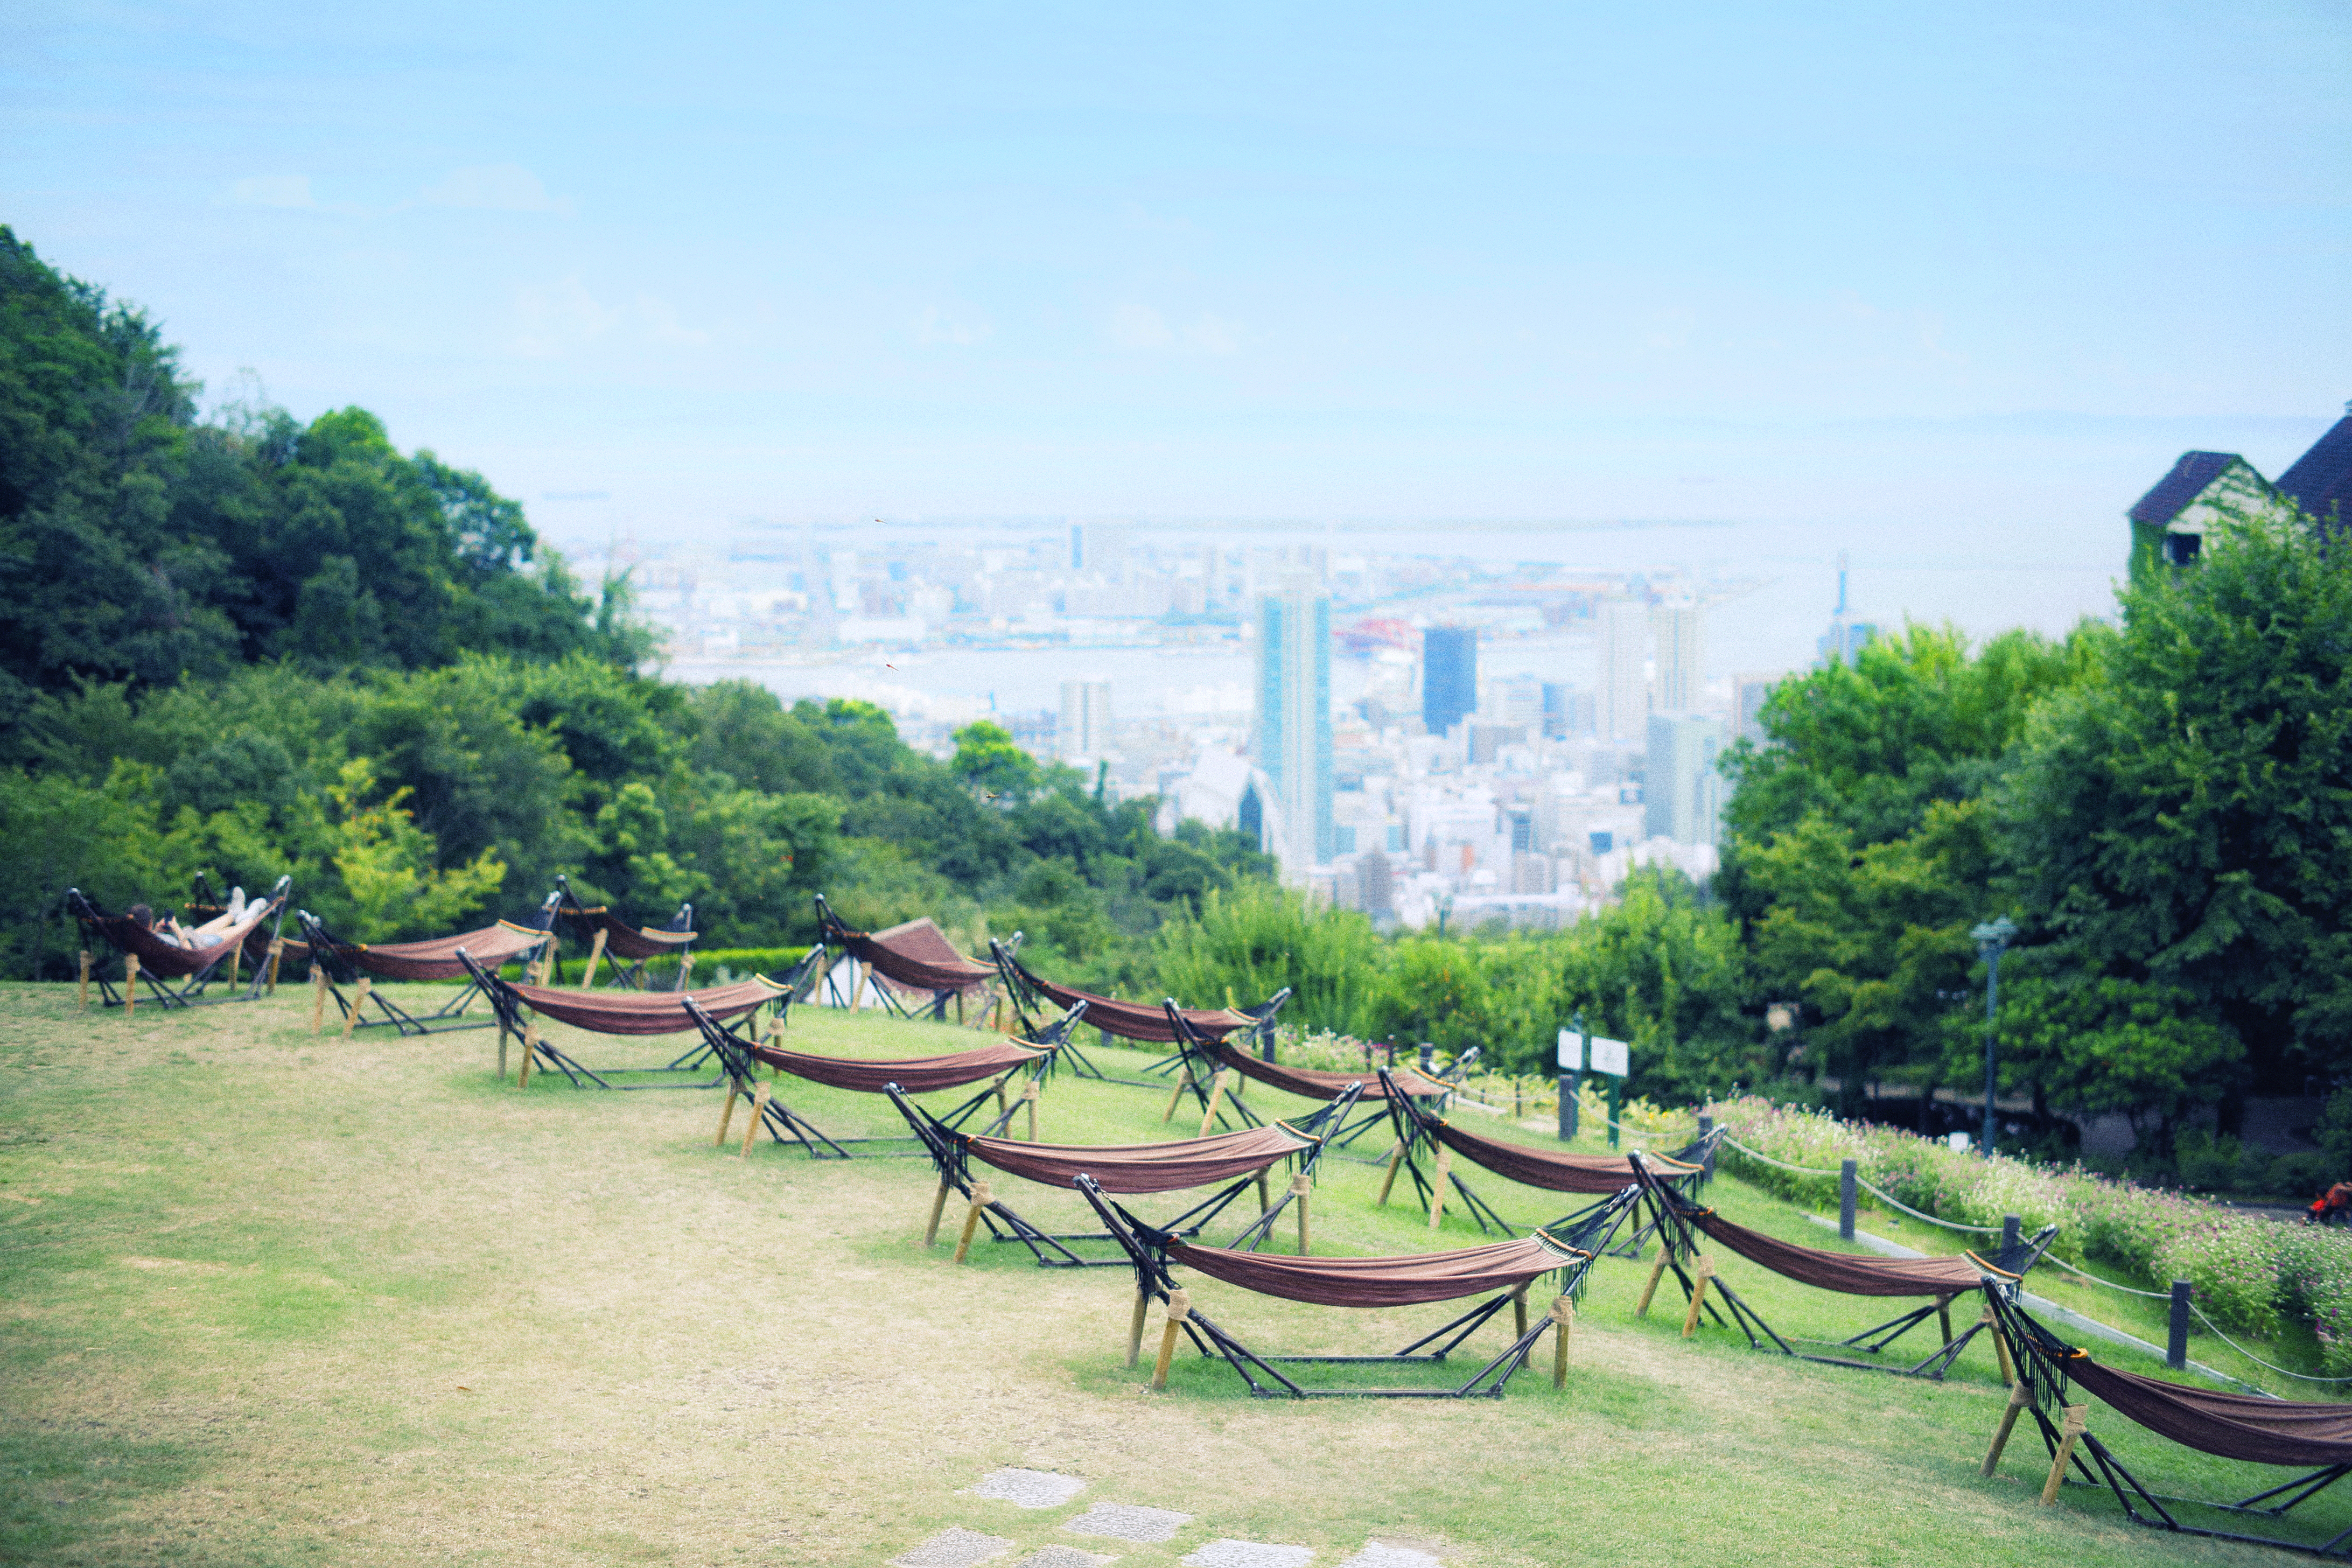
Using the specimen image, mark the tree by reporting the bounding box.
[950,720,1039,803]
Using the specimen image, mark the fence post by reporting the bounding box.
[2002,1214,2022,1262]
[1839,1159,1857,1241]
[1606,1076,1621,1150]
[1557,1075,1577,1141]
[1418,1043,1434,1075]
[2168,1281,2191,1371]
[1697,1114,1714,1176]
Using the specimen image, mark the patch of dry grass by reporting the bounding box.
[0,983,2333,1565]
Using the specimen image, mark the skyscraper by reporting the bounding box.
[1059,679,1112,761]
[1646,713,1726,846]
[1816,552,1878,667]
[1255,590,1334,878]
[1651,602,1702,713]
[1421,625,1476,737]
[1597,602,1649,742]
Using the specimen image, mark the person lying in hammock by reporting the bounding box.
[2307,1182,2352,1225]
[129,896,252,951]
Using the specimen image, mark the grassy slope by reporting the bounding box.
[0,981,2340,1567]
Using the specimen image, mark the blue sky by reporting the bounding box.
[5,1,2347,546]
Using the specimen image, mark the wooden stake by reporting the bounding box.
[1937,1294,1953,1346]
[952,1180,993,1263]
[265,936,283,994]
[1551,1296,1575,1388]
[1636,1252,1670,1316]
[676,952,694,991]
[1376,1142,1404,1206]
[1162,1069,1193,1124]
[1151,1288,1190,1389]
[1986,1304,2016,1386]
[1024,1078,1040,1142]
[343,976,370,1038]
[1982,1379,2032,1477]
[1291,1171,1313,1254]
[1198,1069,1232,1138]
[497,1019,508,1081]
[1513,1283,1529,1339]
[227,943,240,990]
[77,950,91,1010]
[309,966,327,1033]
[124,955,139,1016]
[924,1178,952,1246]
[1126,1287,1151,1368]
[739,1082,771,1157]
[714,1085,740,1146]
[1254,1170,1270,1213]
[581,928,608,989]
[1681,1254,1715,1338]
[845,957,861,1012]
[1428,1145,1454,1229]
[518,1021,537,1087]
[2040,1405,2089,1505]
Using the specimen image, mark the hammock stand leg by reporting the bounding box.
[755,1092,854,1159]
[973,1200,1100,1267]
[1840,1300,1942,1355]
[2227,1464,2352,1518]
[1983,1379,2033,1476]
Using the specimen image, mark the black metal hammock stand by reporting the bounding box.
[987,933,1292,1085]
[1633,1159,2055,1380]
[551,874,699,991]
[811,894,1004,1024]
[1981,1286,2352,1557]
[66,877,294,1011]
[294,895,558,1037]
[1079,1175,1626,1400]
[886,1081,1366,1268]
[686,995,1081,1160]
[461,945,826,1089]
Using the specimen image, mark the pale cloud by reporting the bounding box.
[1110,304,1239,355]
[913,306,992,347]
[229,175,318,209]
[423,163,569,214]
[514,279,709,356]
[638,294,710,347]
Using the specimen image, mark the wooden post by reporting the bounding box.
[227,942,240,990]
[1162,1069,1193,1124]
[1680,1254,1715,1338]
[1021,1078,1039,1141]
[517,1021,537,1087]
[309,966,327,1033]
[738,1082,771,1157]
[1937,1295,1954,1346]
[1982,1379,2032,1477]
[1291,1171,1313,1255]
[1254,1170,1270,1213]
[265,936,283,995]
[845,957,861,1012]
[77,950,91,1010]
[2040,1405,2089,1505]
[952,1180,993,1263]
[497,1018,509,1081]
[124,955,139,1016]
[1376,1143,1405,1206]
[714,1085,740,1146]
[1198,1069,1232,1138]
[676,952,694,991]
[1428,1144,1454,1229]
[1126,1287,1151,1368]
[1550,1296,1575,1388]
[1151,1288,1191,1389]
[343,976,370,1038]
[924,1178,953,1246]
[1636,1252,1670,1316]
[1512,1283,1530,1339]
[1985,1304,2016,1386]
[954,989,965,1026]
[581,928,608,989]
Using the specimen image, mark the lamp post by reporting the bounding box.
[1971,915,2017,1157]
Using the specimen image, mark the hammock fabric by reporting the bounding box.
[503,973,785,1035]
[1166,1231,1586,1309]
[559,906,695,961]
[957,1122,1319,1196]
[747,1036,1047,1095]
[330,920,549,982]
[2061,1353,2352,1470]
[1006,954,1254,1043]
[1430,1119,1704,1194]
[835,915,997,993]
[1210,1043,1449,1102]
[1689,1208,2013,1297]
[83,901,277,980]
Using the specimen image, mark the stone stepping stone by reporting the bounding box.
[1338,1546,1445,1568]
[1061,1501,1193,1544]
[1182,1542,1315,1568]
[1011,1549,1117,1568]
[966,1468,1090,1509]
[895,1526,1018,1567]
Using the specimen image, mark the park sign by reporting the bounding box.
[1556,1028,1580,1070]
[1588,1036,1630,1077]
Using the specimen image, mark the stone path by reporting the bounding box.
[889,1468,1447,1565]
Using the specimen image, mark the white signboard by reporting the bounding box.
[1588,1036,1630,1077]
[1555,1029,1581,1070]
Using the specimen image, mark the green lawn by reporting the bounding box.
[1,981,2339,1566]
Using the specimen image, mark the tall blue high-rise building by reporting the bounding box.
[1254,591,1333,875]
[1422,625,1477,737]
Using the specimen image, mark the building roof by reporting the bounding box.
[2128,451,2247,528]
[2275,415,2352,525]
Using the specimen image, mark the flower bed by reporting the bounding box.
[1712,1096,2352,1370]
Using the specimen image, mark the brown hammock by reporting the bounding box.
[83,901,277,980]
[1431,1119,1703,1194]
[504,974,786,1035]
[1210,1042,1449,1102]
[960,1122,1320,1196]
[1166,1231,1586,1309]
[747,1036,1048,1095]
[560,905,695,961]
[834,915,997,993]
[1690,1208,2014,1296]
[2064,1353,2352,1470]
[329,920,550,982]
[1005,953,1254,1043]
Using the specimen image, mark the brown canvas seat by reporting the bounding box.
[296,897,556,1037]
[812,895,998,1022]
[67,877,291,1010]
[551,875,697,989]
